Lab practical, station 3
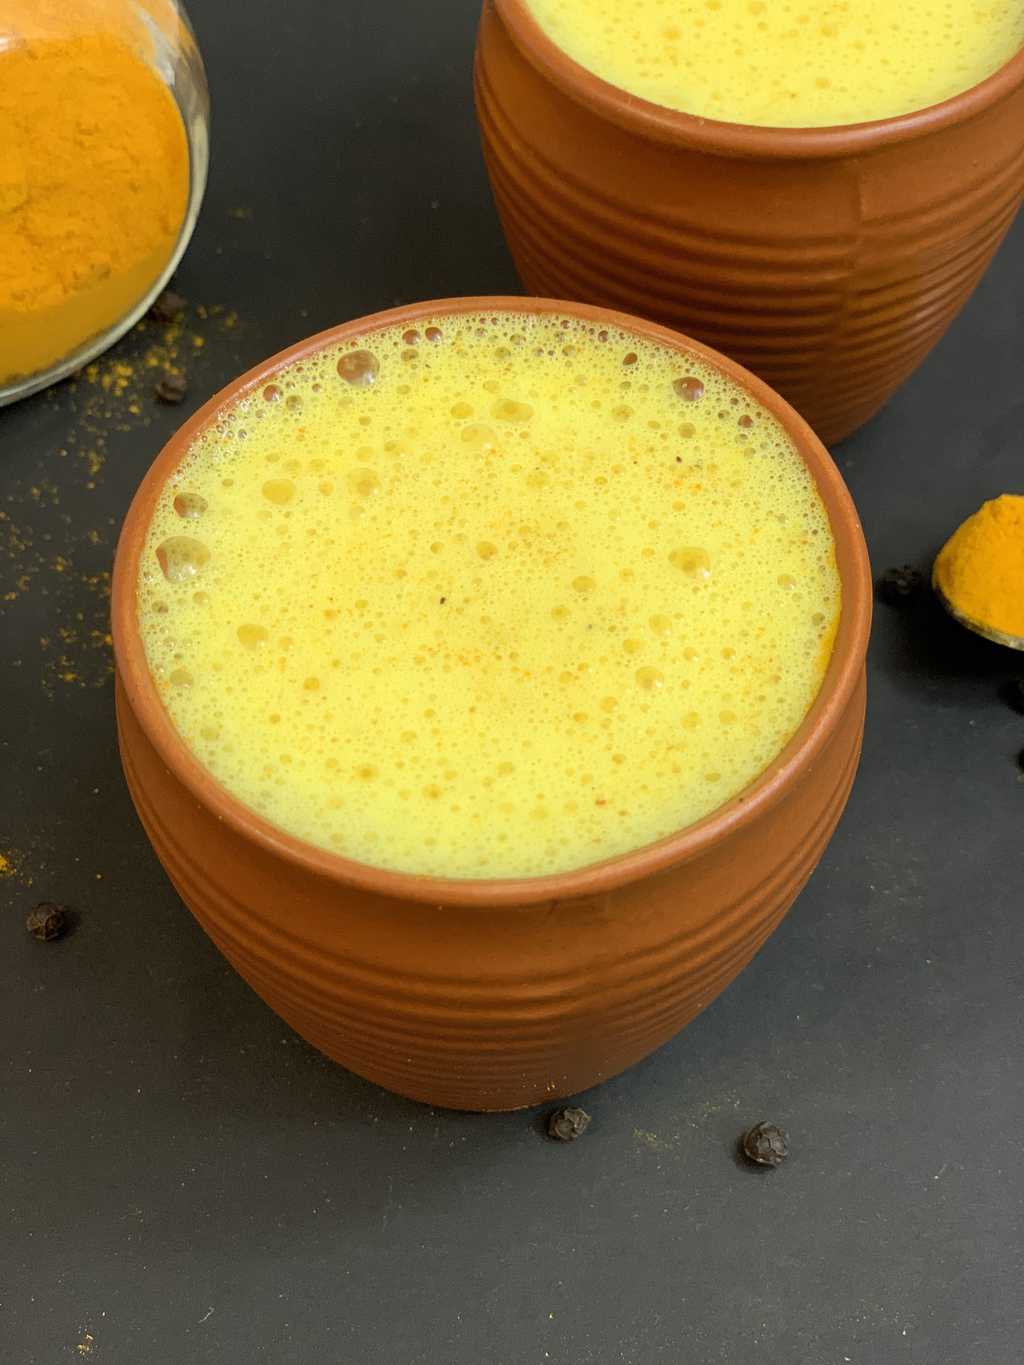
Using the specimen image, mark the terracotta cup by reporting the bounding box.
[474,0,1024,445]
[112,297,872,1112]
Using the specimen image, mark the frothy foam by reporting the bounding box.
[525,0,1024,127]
[137,311,841,878]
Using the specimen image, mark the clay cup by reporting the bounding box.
[112,297,872,1112]
[475,0,1024,444]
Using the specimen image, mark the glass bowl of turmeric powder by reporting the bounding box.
[0,0,209,405]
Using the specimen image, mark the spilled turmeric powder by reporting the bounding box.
[933,494,1024,639]
[0,1,189,386]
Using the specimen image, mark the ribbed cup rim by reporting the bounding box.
[112,297,872,907]
[492,0,1024,158]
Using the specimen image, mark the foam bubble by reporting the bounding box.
[156,537,209,583]
[262,479,295,505]
[674,377,705,402]
[669,547,712,579]
[173,492,208,520]
[337,350,379,387]
[635,667,665,691]
[492,399,534,423]
[348,468,381,498]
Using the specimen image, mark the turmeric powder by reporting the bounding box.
[0,1,189,387]
[933,494,1024,638]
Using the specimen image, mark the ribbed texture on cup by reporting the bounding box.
[475,1,1024,445]
[116,672,865,1110]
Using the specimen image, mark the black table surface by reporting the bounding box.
[4,3,1023,1361]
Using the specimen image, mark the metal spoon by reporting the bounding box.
[933,572,1024,651]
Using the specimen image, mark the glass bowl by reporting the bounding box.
[0,0,209,406]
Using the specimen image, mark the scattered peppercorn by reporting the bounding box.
[26,901,68,942]
[740,1121,789,1168]
[547,1106,592,1142]
[878,565,923,605]
[155,372,188,404]
[1002,677,1024,715]
[149,287,187,323]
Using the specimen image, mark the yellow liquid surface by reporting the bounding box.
[138,312,840,878]
[525,0,1024,126]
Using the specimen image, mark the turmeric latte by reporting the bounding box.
[137,311,841,878]
[525,0,1024,127]
[0,1,189,384]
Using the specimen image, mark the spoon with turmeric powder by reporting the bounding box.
[933,494,1024,650]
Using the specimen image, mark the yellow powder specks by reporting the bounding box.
[1,492,115,692]
[0,846,32,885]
[2,295,248,717]
[0,510,44,604]
[634,1128,677,1152]
[35,298,246,492]
[37,571,114,694]
[195,303,239,330]
[3,294,256,747]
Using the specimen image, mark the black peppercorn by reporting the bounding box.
[877,565,923,605]
[740,1121,789,1168]
[155,372,188,405]
[149,288,187,324]
[547,1106,591,1142]
[26,902,68,942]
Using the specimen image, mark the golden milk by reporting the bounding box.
[525,0,1024,126]
[137,311,840,878]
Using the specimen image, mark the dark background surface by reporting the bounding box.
[3,2,1023,1361]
